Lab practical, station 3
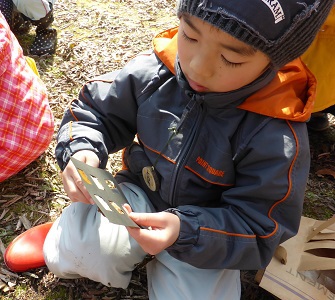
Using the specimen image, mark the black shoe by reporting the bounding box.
[307,112,330,131]
[29,27,57,56]
[0,0,13,28]
[12,11,31,35]
[29,9,57,56]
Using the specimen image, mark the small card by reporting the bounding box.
[70,157,139,228]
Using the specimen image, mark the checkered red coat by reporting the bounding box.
[0,12,54,182]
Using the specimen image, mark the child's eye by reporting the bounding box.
[181,30,197,43]
[221,55,243,68]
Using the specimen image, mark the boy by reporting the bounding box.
[9,0,332,299]
[0,11,54,182]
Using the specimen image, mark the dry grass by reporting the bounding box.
[0,0,335,299]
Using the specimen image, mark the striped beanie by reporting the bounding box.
[177,0,334,68]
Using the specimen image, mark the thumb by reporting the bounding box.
[84,152,100,167]
[128,212,164,228]
[123,203,133,214]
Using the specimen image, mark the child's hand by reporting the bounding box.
[124,204,181,255]
[61,150,99,204]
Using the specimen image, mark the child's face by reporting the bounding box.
[178,14,270,93]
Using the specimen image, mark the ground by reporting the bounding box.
[0,0,335,299]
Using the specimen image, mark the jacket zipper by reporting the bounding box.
[168,93,205,206]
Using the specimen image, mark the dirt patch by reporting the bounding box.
[1,0,334,299]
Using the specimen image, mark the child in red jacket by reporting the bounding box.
[0,11,54,182]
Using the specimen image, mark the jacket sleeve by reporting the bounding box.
[166,119,310,270]
[55,53,161,170]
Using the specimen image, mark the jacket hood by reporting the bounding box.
[153,27,316,122]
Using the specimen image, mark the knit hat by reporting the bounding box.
[177,0,334,68]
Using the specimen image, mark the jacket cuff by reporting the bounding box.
[55,138,107,171]
[165,208,199,252]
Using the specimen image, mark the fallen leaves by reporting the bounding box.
[316,168,335,179]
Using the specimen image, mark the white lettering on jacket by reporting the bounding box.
[261,0,285,24]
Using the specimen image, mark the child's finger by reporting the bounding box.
[128,212,165,228]
[123,203,133,214]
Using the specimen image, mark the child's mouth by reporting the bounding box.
[187,77,208,93]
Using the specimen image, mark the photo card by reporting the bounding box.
[70,157,139,228]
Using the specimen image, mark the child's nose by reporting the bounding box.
[190,53,214,78]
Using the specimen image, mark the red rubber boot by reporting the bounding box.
[4,222,53,272]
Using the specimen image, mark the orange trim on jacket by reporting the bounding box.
[239,60,316,122]
[153,27,178,75]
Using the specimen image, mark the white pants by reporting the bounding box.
[43,182,241,299]
[13,0,56,20]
